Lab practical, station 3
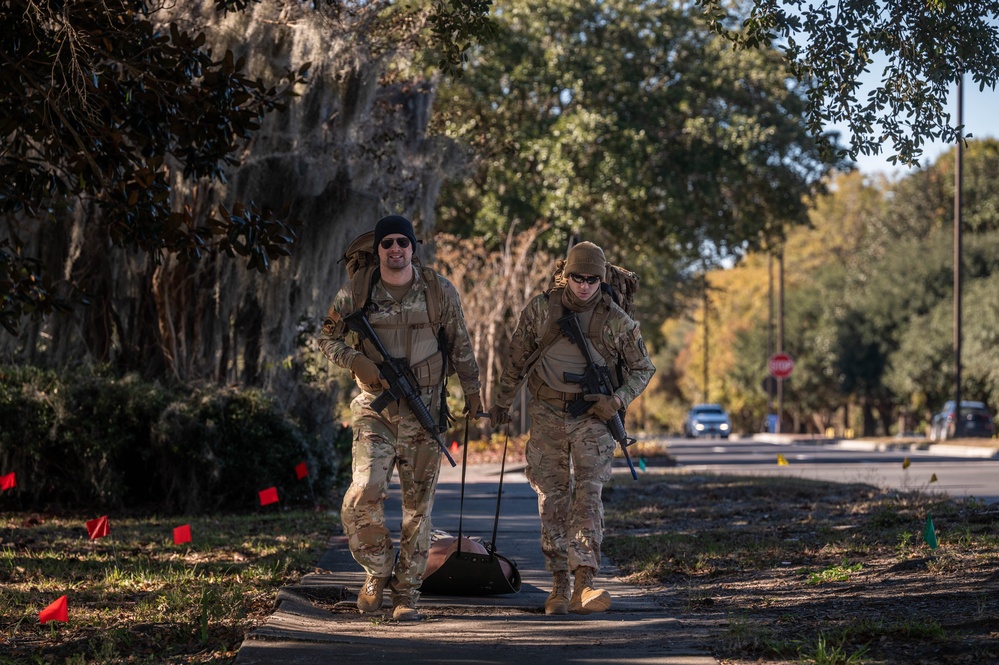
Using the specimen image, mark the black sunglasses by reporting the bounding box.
[569,273,601,285]
[379,237,411,249]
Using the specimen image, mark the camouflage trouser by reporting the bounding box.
[340,391,443,601]
[524,398,616,573]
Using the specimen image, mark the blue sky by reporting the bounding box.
[846,79,999,176]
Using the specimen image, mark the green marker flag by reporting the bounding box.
[924,513,938,549]
[638,458,646,472]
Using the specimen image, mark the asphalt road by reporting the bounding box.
[635,435,999,504]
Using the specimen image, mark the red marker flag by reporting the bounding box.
[258,487,279,506]
[295,462,308,480]
[39,595,68,624]
[173,524,192,545]
[86,515,109,540]
[0,472,15,491]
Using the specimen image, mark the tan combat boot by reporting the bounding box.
[356,575,389,613]
[568,566,611,615]
[391,596,421,621]
[544,570,571,615]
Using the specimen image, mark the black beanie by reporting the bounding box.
[373,215,418,251]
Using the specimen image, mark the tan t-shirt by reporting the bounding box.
[535,308,604,393]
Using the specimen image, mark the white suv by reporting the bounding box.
[683,404,732,439]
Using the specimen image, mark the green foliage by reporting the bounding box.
[434,0,845,323]
[800,635,869,665]
[710,142,999,433]
[427,0,497,77]
[696,0,999,167]
[0,0,309,334]
[0,365,341,512]
[805,560,863,585]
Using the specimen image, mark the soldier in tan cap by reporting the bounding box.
[489,240,654,615]
[319,214,481,621]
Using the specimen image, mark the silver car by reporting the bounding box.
[683,403,732,439]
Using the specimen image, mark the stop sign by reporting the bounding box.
[768,352,795,379]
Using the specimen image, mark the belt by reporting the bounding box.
[534,384,582,412]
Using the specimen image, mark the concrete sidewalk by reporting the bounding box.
[235,461,718,665]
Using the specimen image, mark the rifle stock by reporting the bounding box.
[343,310,456,467]
[557,312,638,480]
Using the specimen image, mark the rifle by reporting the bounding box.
[557,311,638,480]
[343,309,457,467]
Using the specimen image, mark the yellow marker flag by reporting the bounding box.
[924,513,938,549]
[777,453,789,466]
[902,457,911,469]
[929,473,938,483]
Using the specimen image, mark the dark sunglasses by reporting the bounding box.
[379,237,411,249]
[569,273,601,285]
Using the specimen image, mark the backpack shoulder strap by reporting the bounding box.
[350,264,379,315]
[420,266,444,327]
[519,288,565,378]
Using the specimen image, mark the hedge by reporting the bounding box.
[0,365,348,513]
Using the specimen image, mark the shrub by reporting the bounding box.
[0,365,342,513]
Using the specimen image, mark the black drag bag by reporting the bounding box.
[421,532,521,595]
[420,420,521,596]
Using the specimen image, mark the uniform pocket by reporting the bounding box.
[410,351,444,388]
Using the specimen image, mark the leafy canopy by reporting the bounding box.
[0,0,495,335]
[435,0,845,321]
[696,0,999,166]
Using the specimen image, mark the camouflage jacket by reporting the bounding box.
[319,268,480,398]
[495,290,654,410]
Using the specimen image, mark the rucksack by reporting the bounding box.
[547,258,639,319]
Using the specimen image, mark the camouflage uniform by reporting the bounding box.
[494,288,654,574]
[319,267,480,602]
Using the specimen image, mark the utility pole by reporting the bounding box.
[766,251,774,430]
[777,248,785,434]
[703,278,709,404]
[953,72,964,437]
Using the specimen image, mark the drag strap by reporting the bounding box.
[488,424,510,560]
[456,416,470,554]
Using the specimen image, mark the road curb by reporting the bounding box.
[750,433,999,459]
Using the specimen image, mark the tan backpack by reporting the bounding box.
[548,258,639,319]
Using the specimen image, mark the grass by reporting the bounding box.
[602,472,999,665]
[0,511,334,664]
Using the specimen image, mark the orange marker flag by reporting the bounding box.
[86,515,109,540]
[777,453,789,466]
[173,524,192,545]
[0,472,15,491]
[449,440,459,454]
[258,487,279,506]
[39,595,68,624]
[294,462,308,480]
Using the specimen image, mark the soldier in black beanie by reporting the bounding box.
[319,213,481,622]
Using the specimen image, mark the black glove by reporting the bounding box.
[584,393,621,421]
[488,404,511,427]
